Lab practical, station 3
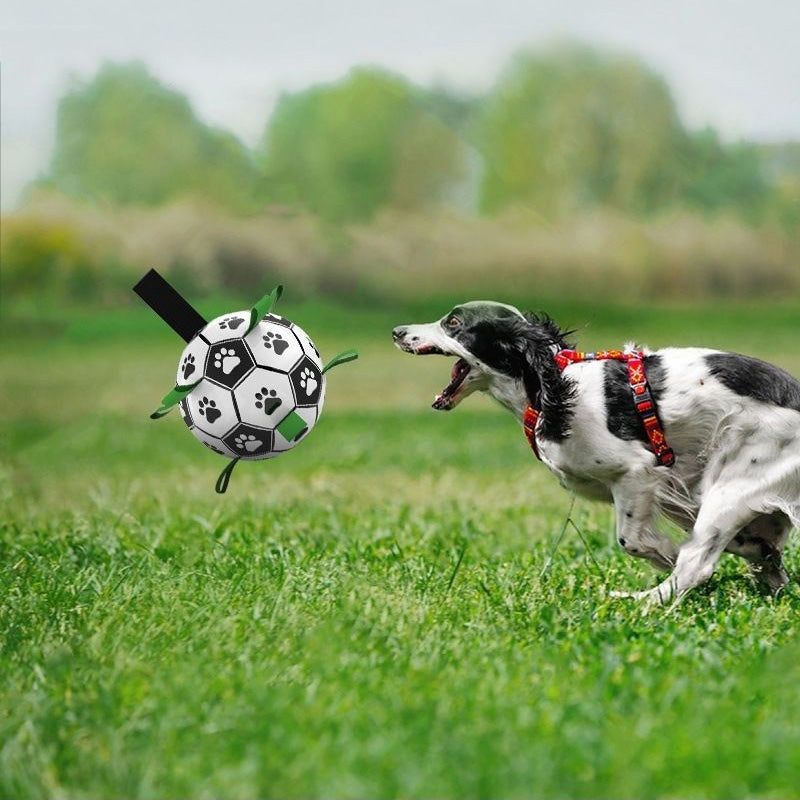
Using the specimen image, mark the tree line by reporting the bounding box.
[35,43,799,228]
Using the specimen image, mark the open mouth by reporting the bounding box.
[433,358,471,410]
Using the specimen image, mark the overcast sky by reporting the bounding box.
[2,0,799,210]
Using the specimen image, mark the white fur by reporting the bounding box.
[397,317,799,603]
[534,349,799,601]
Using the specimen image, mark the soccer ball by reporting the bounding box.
[175,311,325,460]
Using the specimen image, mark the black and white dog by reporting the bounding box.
[393,302,800,603]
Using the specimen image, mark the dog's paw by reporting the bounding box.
[609,589,647,600]
[610,584,678,609]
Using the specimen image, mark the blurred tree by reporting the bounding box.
[756,142,800,230]
[680,129,771,223]
[257,68,466,221]
[29,50,796,231]
[416,86,478,134]
[767,159,800,232]
[44,62,257,210]
[477,43,688,216]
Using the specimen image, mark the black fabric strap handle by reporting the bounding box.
[133,269,208,343]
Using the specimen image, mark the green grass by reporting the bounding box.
[1,297,799,798]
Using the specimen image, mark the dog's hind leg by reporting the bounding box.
[726,512,791,593]
[611,472,679,571]
[625,483,762,604]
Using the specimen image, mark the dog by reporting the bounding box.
[393,301,800,603]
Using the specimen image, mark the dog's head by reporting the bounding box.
[392,301,571,412]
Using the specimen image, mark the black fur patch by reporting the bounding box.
[459,319,525,377]
[603,355,667,443]
[447,305,577,442]
[521,317,577,443]
[706,353,800,412]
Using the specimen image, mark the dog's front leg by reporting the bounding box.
[610,472,678,572]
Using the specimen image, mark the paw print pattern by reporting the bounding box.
[289,358,322,407]
[299,367,318,397]
[219,316,245,331]
[181,353,196,380]
[198,396,222,424]
[206,341,254,388]
[234,433,263,453]
[222,424,273,457]
[254,387,282,415]
[214,347,241,375]
[262,331,290,356]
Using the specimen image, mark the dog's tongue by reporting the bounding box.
[449,359,464,384]
[433,359,470,410]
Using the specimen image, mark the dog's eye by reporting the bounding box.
[446,316,461,328]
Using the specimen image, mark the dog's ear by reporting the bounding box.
[517,316,577,423]
[517,322,553,405]
[468,315,550,405]
[515,315,577,407]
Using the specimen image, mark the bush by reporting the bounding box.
[1,216,105,302]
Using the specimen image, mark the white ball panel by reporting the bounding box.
[184,380,239,438]
[293,322,323,370]
[245,320,304,373]
[176,335,210,386]
[234,368,296,428]
[200,311,250,344]
[190,426,237,458]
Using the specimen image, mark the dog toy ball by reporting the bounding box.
[133,269,358,493]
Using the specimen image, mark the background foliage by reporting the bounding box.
[259,68,465,221]
[44,63,258,212]
[3,42,798,308]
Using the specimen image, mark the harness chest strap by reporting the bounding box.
[523,405,542,460]
[524,349,675,468]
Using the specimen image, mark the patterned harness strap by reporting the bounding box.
[524,349,675,468]
[522,406,542,460]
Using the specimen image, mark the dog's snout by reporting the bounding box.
[392,326,408,342]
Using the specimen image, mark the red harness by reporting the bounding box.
[523,349,675,467]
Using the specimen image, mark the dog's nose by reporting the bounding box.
[392,326,407,342]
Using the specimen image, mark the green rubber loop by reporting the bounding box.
[247,284,283,334]
[150,380,202,419]
[215,458,240,494]
[322,349,359,375]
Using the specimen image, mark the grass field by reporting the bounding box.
[2,295,800,798]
